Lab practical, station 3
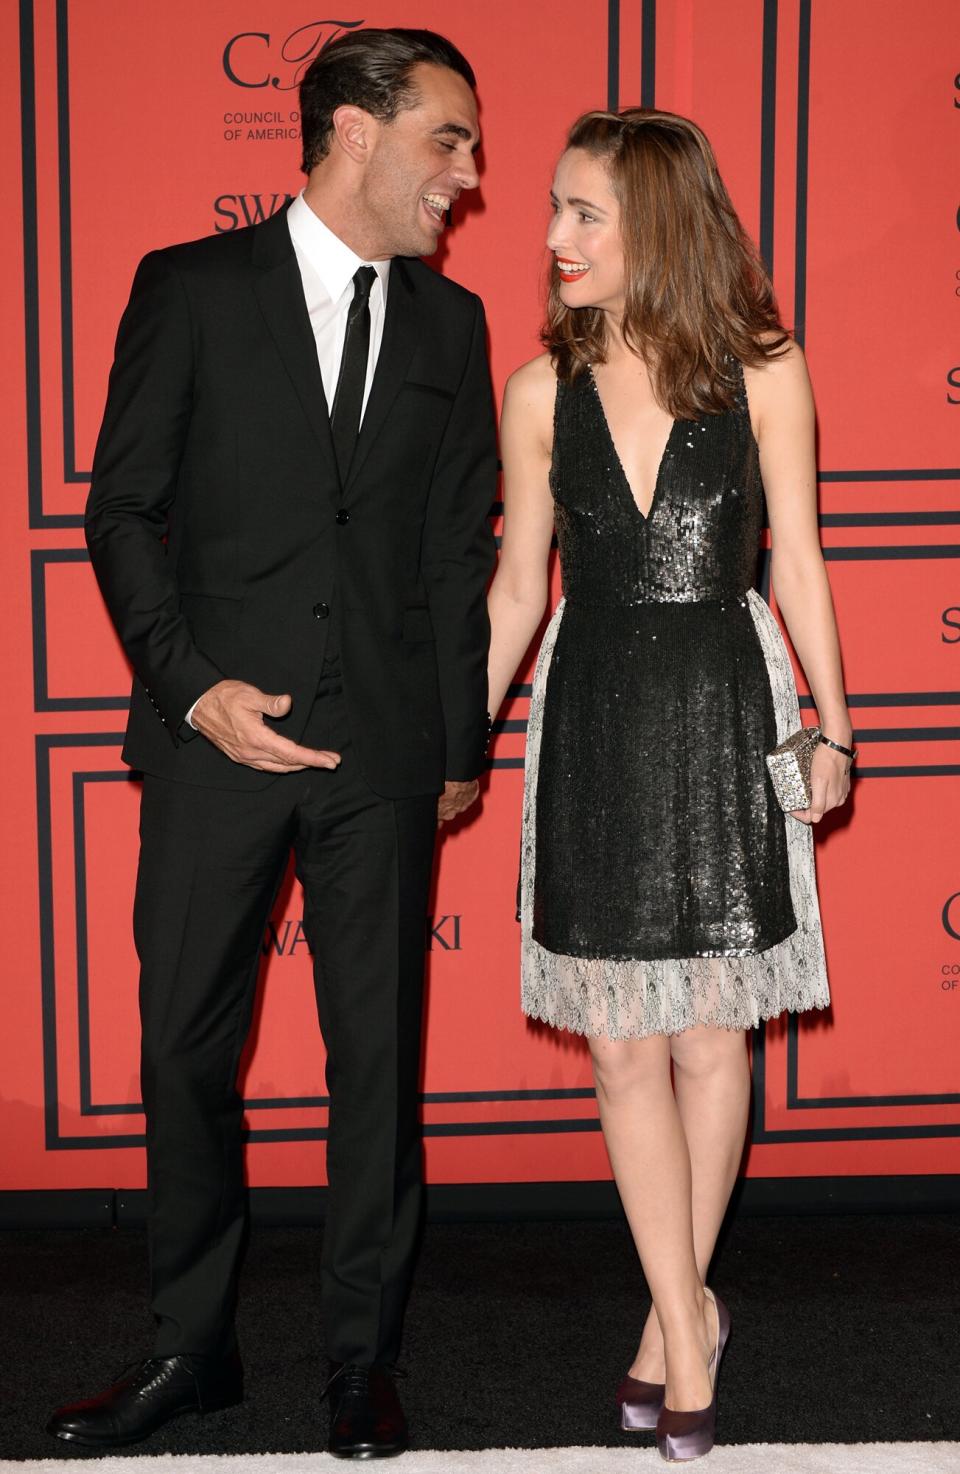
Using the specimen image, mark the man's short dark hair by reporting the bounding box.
[299,28,476,173]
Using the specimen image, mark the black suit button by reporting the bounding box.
[313,602,330,619]
[335,509,350,525]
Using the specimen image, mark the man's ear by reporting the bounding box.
[331,104,379,164]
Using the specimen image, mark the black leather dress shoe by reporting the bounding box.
[47,1351,243,1447]
[326,1362,407,1459]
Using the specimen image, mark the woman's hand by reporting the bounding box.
[790,740,853,824]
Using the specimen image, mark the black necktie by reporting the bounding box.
[330,265,377,482]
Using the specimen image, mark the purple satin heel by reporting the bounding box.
[656,1288,731,1462]
[616,1373,665,1431]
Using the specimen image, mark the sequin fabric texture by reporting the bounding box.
[520,364,830,1040]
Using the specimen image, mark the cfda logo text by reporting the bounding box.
[223,20,365,90]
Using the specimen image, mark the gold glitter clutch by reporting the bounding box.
[765,725,821,811]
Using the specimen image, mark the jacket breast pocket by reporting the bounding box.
[401,606,435,643]
[403,377,456,403]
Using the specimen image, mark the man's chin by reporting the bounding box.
[393,236,440,260]
[407,224,442,257]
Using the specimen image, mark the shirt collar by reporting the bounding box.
[287,190,390,307]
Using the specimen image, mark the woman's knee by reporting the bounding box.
[670,1025,747,1080]
[590,1033,671,1100]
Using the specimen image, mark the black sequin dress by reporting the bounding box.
[519,363,830,1040]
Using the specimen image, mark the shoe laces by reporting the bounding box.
[322,1362,406,1401]
[322,1362,362,1401]
[118,1357,193,1396]
[340,1365,370,1399]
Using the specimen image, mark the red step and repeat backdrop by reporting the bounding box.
[2,0,958,1198]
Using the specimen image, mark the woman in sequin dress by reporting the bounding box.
[486,109,854,1461]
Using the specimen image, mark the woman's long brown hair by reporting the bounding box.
[542,108,789,419]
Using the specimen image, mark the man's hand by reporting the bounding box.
[437,779,479,827]
[191,680,341,774]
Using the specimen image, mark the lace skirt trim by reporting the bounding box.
[519,588,830,1039]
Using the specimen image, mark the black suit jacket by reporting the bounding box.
[86,208,497,795]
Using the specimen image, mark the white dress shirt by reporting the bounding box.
[185,193,390,727]
[285,189,390,418]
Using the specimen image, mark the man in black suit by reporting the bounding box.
[48,29,495,1459]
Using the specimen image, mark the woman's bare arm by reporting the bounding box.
[486,355,558,719]
[746,341,853,822]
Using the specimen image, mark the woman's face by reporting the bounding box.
[546,147,625,316]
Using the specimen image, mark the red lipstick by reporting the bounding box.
[555,258,590,283]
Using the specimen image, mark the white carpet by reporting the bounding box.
[3,1446,960,1473]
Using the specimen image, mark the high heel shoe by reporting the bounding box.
[656,1287,730,1462]
[616,1372,665,1431]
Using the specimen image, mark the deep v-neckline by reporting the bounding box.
[587,364,677,522]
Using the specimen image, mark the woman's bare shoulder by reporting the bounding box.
[746,331,809,379]
[743,333,812,419]
[505,351,558,403]
[502,353,558,450]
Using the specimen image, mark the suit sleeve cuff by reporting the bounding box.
[444,713,492,782]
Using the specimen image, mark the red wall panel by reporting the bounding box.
[3,0,958,1197]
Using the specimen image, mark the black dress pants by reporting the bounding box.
[133,671,437,1366]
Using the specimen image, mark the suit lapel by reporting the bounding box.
[251,211,340,496]
[345,258,418,493]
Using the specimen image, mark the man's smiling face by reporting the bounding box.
[363,62,481,258]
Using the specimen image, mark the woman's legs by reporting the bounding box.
[590,1033,715,1411]
[625,1026,751,1389]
